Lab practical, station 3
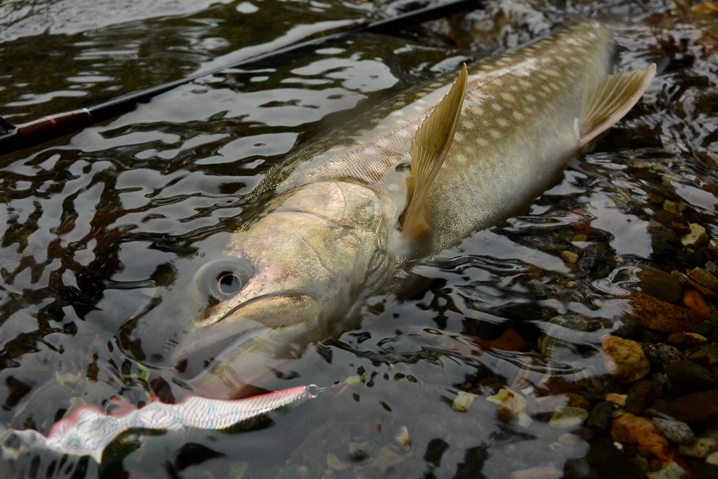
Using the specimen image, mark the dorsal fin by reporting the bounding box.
[401,64,468,239]
[578,64,656,149]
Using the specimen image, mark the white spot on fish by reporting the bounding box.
[489,129,502,139]
[477,138,489,146]
[496,118,509,127]
[500,92,515,103]
[525,94,536,103]
[512,111,525,121]
[491,103,503,112]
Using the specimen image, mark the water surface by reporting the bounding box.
[1,0,718,477]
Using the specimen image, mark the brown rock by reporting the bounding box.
[665,361,716,395]
[565,393,591,411]
[602,335,651,383]
[664,390,718,423]
[688,344,718,366]
[688,267,718,291]
[611,413,674,465]
[624,292,704,334]
[635,265,683,304]
[625,380,659,415]
[682,289,712,318]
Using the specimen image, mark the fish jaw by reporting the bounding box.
[172,180,399,397]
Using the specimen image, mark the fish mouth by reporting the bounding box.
[173,293,319,380]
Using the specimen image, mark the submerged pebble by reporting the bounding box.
[624,292,704,334]
[549,406,589,429]
[651,418,694,445]
[646,461,688,479]
[681,224,708,247]
[611,413,673,465]
[602,335,650,383]
[677,437,718,458]
[452,391,476,412]
[635,265,683,304]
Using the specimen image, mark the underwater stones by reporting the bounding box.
[652,418,694,445]
[626,380,659,415]
[561,250,579,264]
[587,401,613,430]
[688,267,718,291]
[647,461,688,479]
[688,343,718,366]
[665,361,716,395]
[612,413,674,465]
[624,292,704,334]
[664,390,718,423]
[602,335,651,383]
[682,289,711,318]
[678,438,718,458]
[452,391,476,412]
[663,200,686,215]
[636,265,683,304]
[549,406,589,429]
[681,223,708,247]
[538,313,589,358]
[648,221,681,257]
[645,343,682,365]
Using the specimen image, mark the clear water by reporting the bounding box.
[1,0,718,477]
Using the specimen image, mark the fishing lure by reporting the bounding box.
[1,385,317,463]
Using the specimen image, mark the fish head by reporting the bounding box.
[123,181,394,398]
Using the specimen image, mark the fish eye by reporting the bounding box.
[193,258,254,304]
[218,272,242,295]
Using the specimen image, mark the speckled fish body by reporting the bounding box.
[273,21,614,251]
[147,21,653,398]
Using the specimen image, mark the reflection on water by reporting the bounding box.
[2,0,718,477]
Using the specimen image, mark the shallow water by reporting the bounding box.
[1,0,718,477]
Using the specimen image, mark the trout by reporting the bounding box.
[126,20,655,399]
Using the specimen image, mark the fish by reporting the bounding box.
[123,20,656,400]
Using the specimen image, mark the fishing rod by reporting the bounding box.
[0,0,482,157]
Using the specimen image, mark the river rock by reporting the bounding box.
[678,438,718,458]
[561,250,579,264]
[611,413,673,465]
[549,406,589,429]
[626,380,659,414]
[682,289,711,319]
[624,292,704,334]
[652,418,694,445]
[645,343,682,364]
[688,267,718,291]
[602,335,651,383]
[647,461,688,479]
[681,223,708,247]
[665,361,716,395]
[664,390,718,423]
[587,401,613,430]
[688,343,718,366]
[636,265,683,304]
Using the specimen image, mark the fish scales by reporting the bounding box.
[271,21,613,252]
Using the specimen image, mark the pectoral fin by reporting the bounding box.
[401,64,468,239]
[578,63,656,149]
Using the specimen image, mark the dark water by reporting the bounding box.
[1,0,718,477]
